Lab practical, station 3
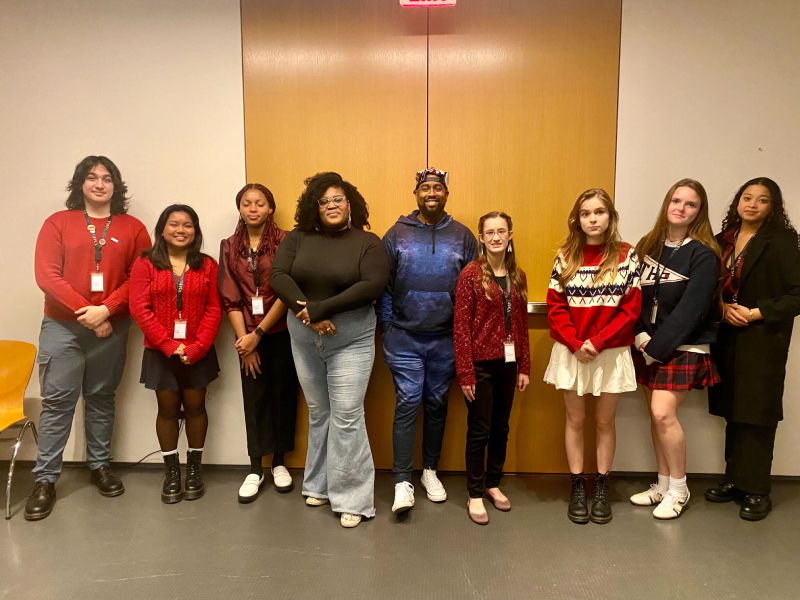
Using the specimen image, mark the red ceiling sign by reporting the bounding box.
[400,0,456,6]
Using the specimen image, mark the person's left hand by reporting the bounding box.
[311,320,337,335]
[235,332,260,356]
[93,321,113,338]
[517,373,529,392]
[75,304,111,329]
[296,301,311,326]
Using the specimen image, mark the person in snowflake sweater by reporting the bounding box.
[454,211,530,525]
[629,179,721,520]
[545,188,641,524]
[130,205,221,504]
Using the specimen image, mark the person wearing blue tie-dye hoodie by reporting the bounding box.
[377,167,477,515]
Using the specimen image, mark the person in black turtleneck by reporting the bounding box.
[270,172,388,529]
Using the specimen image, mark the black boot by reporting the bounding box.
[568,473,589,523]
[24,481,57,521]
[705,482,743,503]
[90,465,125,497]
[591,472,612,524]
[740,494,772,521]
[161,454,183,504]
[184,450,205,500]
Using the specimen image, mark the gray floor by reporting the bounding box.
[2,465,799,600]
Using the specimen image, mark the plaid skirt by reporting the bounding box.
[633,349,721,391]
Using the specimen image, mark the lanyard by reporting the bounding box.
[489,266,513,335]
[83,211,112,272]
[248,247,261,294]
[729,228,755,302]
[650,237,686,324]
[172,264,187,318]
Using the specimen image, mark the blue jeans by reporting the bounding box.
[382,327,455,483]
[287,306,376,518]
[33,317,131,483]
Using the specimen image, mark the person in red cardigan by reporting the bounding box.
[25,156,151,521]
[130,204,221,504]
[454,211,530,525]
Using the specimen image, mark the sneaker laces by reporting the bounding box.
[423,469,444,493]
[660,490,684,507]
[397,481,414,502]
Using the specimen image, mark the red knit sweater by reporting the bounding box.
[547,243,641,354]
[35,210,151,321]
[129,256,221,364]
[454,261,531,386]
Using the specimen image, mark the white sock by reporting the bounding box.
[161,449,178,457]
[657,474,670,494]
[669,475,688,498]
[188,447,204,453]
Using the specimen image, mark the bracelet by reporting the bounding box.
[749,309,754,321]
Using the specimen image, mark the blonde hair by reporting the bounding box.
[477,211,528,302]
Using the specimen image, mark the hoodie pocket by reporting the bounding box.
[397,291,454,331]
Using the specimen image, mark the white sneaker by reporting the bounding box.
[630,484,664,506]
[420,468,447,502]
[653,490,690,520]
[237,473,264,503]
[305,496,329,506]
[271,466,293,493]
[341,513,362,528]
[392,482,415,514]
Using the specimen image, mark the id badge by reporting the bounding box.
[90,272,104,293]
[251,296,264,316]
[504,341,516,363]
[173,319,187,340]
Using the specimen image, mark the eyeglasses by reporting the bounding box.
[318,195,347,208]
[482,229,509,239]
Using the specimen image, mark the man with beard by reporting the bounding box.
[377,167,477,515]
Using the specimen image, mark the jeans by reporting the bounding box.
[465,360,517,498]
[382,327,455,483]
[33,316,131,483]
[287,305,376,517]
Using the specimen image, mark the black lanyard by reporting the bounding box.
[489,266,512,334]
[729,229,755,302]
[83,211,112,271]
[248,248,261,293]
[172,264,187,317]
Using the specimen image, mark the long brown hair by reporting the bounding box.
[557,189,623,290]
[477,211,528,302]
[635,179,721,261]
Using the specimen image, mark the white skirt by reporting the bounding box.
[544,342,637,396]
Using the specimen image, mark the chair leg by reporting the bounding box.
[6,421,38,520]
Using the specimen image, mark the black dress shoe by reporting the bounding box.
[704,482,743,503]
[90,465,125,497]
[24,481,56,521]
[740,494,772,521]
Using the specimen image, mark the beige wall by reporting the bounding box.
[614,0,800,475]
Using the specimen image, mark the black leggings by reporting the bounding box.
[155,388,208,451]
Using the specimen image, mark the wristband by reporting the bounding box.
[254,326,265,337]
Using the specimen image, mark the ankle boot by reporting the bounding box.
[184,450,205,500]
[24,481,57,521]
[568,473,589,523]
[161,454,183,504]
[591,472,612,524]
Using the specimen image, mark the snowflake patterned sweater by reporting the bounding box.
[547,243,642,354]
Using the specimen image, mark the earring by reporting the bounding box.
[347,212,352,229]
[507,241,513,253]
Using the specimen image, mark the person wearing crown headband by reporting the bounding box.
[376,167,478,516]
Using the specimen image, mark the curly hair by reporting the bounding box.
[294,172,370,231]
[721,177,798,239]
[65,156,129,214]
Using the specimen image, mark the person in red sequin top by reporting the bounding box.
[130,205,221,504]
[453,211,530,525]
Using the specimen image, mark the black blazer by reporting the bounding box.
[709,228,800,426]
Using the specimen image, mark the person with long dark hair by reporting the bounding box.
[25,156,150,521]
[544,189,641,524]
[218,183,299,502]
[453,211,530,525]
[130,205,221,504]
[629,179,721,520]
[706,177,800,521]
[271,172,388,528]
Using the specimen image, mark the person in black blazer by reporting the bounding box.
[707,177,800,521]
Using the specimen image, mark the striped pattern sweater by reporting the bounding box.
[547,243,642,354]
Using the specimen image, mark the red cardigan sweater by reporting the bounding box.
[129,256,221,364]
[454,261,531,386]
[35,210,151,321]
[547,243,641,354]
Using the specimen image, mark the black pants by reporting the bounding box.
[465,360,517,498]
[724,421,777,495]
[240,329,299,458]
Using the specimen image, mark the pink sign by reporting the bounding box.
[400,0,457,6]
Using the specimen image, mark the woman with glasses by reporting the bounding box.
[453,211,530,525]
[271,172,389,528]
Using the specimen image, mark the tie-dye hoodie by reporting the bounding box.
[377,210,477,334]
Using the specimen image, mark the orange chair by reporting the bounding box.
[0,341,38,519]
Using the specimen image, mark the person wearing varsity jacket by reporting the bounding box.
[544,189,641,525]
[629,179,721,520]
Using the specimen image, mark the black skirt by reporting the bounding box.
[140,346,220,391]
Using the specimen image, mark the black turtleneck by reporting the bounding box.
[271,227,389,322]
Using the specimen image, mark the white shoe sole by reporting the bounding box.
[653,492,690,520]
[392,501,414,515]
[630,495,661,506]
[305,497,329,506]
[420,481,447,502]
